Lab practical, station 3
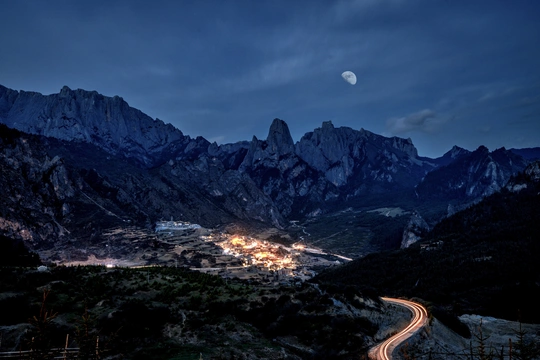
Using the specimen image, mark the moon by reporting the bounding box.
[341,71,357,85]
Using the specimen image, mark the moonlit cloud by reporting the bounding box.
[386,109,439,134]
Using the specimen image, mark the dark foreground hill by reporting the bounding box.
[0,265,384,359]
[315,162,540,323]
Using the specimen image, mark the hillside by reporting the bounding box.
[0,265,388,359]
[315,162,540,323]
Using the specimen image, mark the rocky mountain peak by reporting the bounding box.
[390,136,419,159]
[321,120,334,131]
[266,118,294,156]
[449,145,469,158]
[475,145,490,154]
[0,85,193,168]
[433,145,471,167]
[59,85,72,97]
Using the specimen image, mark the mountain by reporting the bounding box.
[431,145,471,167]
[238,119,438,218]
[238,119,333,218]
[0,85,438,213]
[416,145,529,201]
[315,161,540,323]
[0,85,207,168]
[295,121,435,189]
[0,123,283,254]
[1,84,537,259]
[510,147,540,161]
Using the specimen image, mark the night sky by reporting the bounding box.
[1,0,539,158]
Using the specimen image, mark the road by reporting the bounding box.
[369,297,428,360]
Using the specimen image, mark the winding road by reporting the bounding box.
[369,297,428,360]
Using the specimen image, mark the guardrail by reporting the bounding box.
[0,335,102,359]
[0,348,80,359]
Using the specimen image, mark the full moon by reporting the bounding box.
[341,71,357,85]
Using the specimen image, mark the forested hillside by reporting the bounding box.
[316,165,540,323]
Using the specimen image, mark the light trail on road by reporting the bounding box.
[369,297,428,360]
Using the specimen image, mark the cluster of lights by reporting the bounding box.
[218,236,299,270]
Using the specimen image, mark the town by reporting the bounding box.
[156,221,350,284]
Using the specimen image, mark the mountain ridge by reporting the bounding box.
[0,84,205,168]
[0,84,537,257]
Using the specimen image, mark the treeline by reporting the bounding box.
[0,235,41,267]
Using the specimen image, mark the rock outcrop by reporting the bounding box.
[506,160,540,192]
[238,119,334,217]
[400,211,430,248]
[296,121,435,189]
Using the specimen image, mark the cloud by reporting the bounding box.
[386,109,438,134]
[477,86,520,103]
[519,95,540,106]
[477,125,492,133]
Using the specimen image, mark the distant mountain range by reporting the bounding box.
[416,145,529,200]
[0,84,538,254]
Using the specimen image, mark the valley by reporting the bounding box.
[34,201,419,284]
[46,222,350,285]
[1,84,539,359]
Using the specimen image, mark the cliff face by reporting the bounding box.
[295,121,433,188]
[0,85,205,168]
[0,126,75,246]
[237,119,333,217]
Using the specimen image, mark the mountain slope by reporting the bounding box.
[510,147,540,161]
[316,161,540,322]
[416,145,529,201]
[430,145,471,167]
[0,124,282,255]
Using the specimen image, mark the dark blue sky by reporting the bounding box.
[1,0,539,157]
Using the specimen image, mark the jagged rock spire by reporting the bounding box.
[266,118,294,156]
